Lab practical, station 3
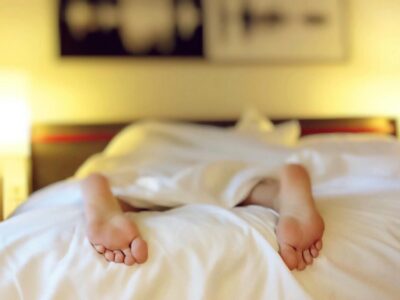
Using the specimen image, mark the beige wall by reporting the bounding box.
[0,0,400,123]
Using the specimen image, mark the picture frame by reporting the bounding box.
[59,0,346,62]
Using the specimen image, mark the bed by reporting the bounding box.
[1,112,399,300]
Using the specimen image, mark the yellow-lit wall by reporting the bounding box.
[0,0,400,123]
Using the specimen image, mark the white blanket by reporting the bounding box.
[75,121,295,209]
[1,122,399,300]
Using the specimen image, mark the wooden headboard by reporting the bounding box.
[31,117,397,192]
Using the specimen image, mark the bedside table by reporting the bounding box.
[0,155,30,220]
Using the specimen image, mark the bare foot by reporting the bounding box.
[87,212,148,265]
[276,212,324,270]
[244,164,324,270]
[276,164,324,270]
[82,173,148,266]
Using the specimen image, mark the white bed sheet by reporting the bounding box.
[0,180,309,300]
[1,122,399,300]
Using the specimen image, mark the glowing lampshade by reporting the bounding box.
[0,73,30,156]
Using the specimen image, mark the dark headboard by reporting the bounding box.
[31,117,397,192]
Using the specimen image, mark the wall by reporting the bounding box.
[0,0,400,124]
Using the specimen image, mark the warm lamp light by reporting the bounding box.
[0,72,31,220]
[0,74,30,156]
[0,100,30,155]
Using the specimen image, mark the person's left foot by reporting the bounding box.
[82,173,148,266]
[87,211,148,266]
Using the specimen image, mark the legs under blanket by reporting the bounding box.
[84,159,280,210]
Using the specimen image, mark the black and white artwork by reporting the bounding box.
[59,0,345,61]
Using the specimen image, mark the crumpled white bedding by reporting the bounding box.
[1,121,399,300]
[75,121,296,209]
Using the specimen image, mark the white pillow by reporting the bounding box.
[298,133,398,154]
[299,133,396,146]
[265,120,301,146]
[234,108,300,146]
[234,108,275,133]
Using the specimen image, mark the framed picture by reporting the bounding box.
[59,0,346,62]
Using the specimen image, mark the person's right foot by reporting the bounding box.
[276,211,324,270]
[275,164,324,270]
[245,164,325,271]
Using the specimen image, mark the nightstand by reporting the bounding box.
[0,155,30,220]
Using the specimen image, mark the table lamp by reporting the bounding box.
[0,72,31,219]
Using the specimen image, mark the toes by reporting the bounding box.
[315,240,323,251]
[104,250,115,262]
[310,244,319,258]
[303,249,313,265]
[296,250,306,271]
[123,248,136,266]
[279,244,298,270]
[93,244,106,254]
[131,237,148,264]
[113,250,125,263]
